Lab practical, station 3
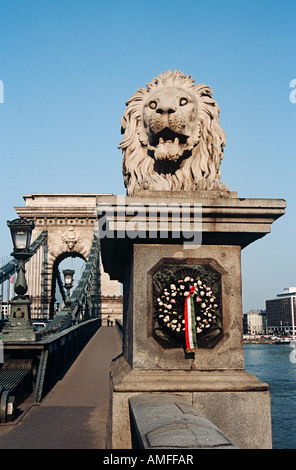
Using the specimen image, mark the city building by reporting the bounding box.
[266,287,296,336]
[243,309,266,335]
[0,300,9,320]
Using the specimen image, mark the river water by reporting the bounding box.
[244,343,296,449]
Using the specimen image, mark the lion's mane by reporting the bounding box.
[119,70,228,194]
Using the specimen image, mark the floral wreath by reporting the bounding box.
[155,275,219,351]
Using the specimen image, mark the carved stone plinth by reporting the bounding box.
[98,191,285,448]
[110,355,272,449]
[2,296,37,342]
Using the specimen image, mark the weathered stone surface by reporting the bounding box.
[119,70,229,194]
[109,355,271,449]
[99,71,285,448]
[129,394,238,449]
[110,355,269,392]
[98,191,283,449]
[193,390,272,449]
[98,193,286,282]
[110,360,271,449]
[123,243,244,370]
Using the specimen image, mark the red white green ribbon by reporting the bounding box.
[184,286,198,352]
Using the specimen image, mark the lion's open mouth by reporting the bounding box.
[148,128,191,162]
[149,128,188,147]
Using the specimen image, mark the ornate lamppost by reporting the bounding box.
[2,218,36,342]
[63,269,75,307]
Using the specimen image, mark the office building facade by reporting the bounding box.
[266,287,296,336]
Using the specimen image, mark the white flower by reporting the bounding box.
[198,280,202,285]
[200,291,204,296]
[201,303,206,308]
[170,284,176,290]
[184,276,190,282]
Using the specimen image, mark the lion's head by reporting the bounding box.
[119,70,229,194]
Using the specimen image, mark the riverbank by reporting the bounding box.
[244,339,276,344]
[243,336,295,345]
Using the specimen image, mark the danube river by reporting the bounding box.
[244,343,296,449]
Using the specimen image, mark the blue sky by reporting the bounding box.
[0,0,295,312]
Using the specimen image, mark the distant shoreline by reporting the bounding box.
[244,338,293,345]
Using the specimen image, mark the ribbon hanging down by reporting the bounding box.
[184,286,198,352]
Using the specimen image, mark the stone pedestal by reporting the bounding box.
[2,296,37,342]
[97,191,285,449]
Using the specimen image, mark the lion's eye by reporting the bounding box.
[179,98,188,106]
[149,101,157,109]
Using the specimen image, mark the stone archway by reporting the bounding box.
[14,193,122,320]
[50,251,86,318]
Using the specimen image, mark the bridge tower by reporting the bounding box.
[14,193,122,320]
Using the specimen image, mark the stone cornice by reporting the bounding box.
[14,207,97,219]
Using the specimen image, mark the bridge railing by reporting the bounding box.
[33,317,101,403]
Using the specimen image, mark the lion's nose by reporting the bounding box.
[156,105,176,115]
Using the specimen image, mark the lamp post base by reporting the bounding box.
[2,296,37,342]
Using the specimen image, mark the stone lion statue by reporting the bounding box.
[119,70,229,195]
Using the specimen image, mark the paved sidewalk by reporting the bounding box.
[0,326,122,449]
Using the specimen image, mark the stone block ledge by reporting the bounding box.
[129,393,238,449]
[110,355,269,392]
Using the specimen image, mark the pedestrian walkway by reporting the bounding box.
[0,326,122,449]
